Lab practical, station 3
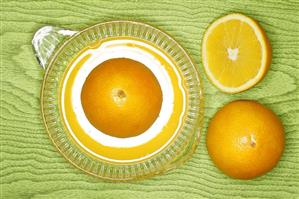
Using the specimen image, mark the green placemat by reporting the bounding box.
[1,0,299,198]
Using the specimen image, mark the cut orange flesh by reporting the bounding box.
[202,13,271,93]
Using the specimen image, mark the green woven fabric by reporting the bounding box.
[1,0,298,198]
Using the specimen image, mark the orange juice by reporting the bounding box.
[59,37,187,163]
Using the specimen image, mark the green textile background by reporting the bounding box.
[1,0,299,198]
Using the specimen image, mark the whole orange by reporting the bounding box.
[206,100,284,179]
[81,58,162,138]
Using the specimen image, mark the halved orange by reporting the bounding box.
[202,13,271,93]
[206,100,284,179]
[81,58,163,138]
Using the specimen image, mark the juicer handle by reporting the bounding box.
[32,26,78,70]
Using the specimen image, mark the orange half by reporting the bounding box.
[202,13,271,93]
